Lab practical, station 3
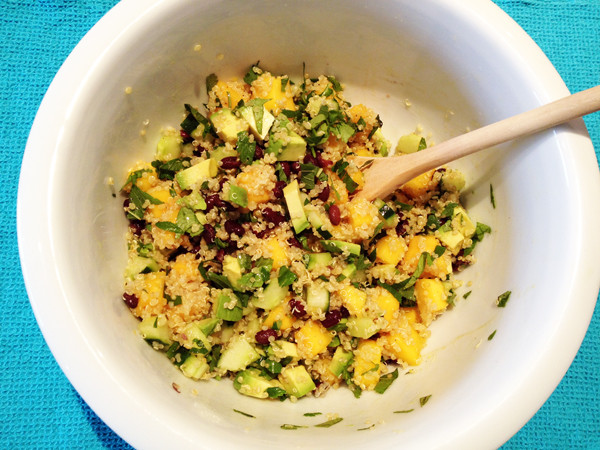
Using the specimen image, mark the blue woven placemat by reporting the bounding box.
[1,1,598,448]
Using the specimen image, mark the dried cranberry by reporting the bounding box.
[254,147,264,160]
[396,218,409,236]
[123,293,138,309]
[128,220,145,236]
[224,220,244,236]
[303,153,317,166]
[290,161,301,173]
[123,198,131,209]
[180,129,193,143]
[316,152,332,168]
[340,306,350,318]
[220,156,241,170]
[317,185,330,202]
[262,208,286,225]
[328,204,341,225]
[321,310,342,328]
[255,329,278,345]
[289,298,307,318]
[273,181,286,199]
[202,224,216,244]
[279,162,291,179]
[288,237,302,249]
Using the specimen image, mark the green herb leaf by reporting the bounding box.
[315,417,343,428]
[246,98,269,134]
[418,137,427,151]
[463,290,472,299]
[127,185,163,220]
[419,395,432,407]
[303,412,322,417]
[233,409,255,418]
[434,245,446,257]
[122,168,151,190]
[490,183,496,209]
[374,368,399,394]
[488,330,497,340]
[440,202,458,218]
[266,387,287,399]
[165,294,183,306]
[206,73,218,94]
[281,424,307,430]
[277,266,298,287]
[181,104,213,137]
[151,158,190,181]
[155,221,184,235]
[393,409,414,414]
[235,131,256,165]
[327,76,342,92]
[243,62,262,84]
[496,290,512,307]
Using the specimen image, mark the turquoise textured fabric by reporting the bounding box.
[0,1,598,448]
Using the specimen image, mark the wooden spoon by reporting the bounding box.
[355,85,600,201]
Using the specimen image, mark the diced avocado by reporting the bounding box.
[329,347,353,377]
[210,145,238,162]
[307,210,332,239]
[396,133,425,154]
[305,283,330,315]
[452,206,476,237]
[156,132,182,161]
[178,190,206,211]
[215,292,243,322]
[437,206,476,254]
[222,255,243,290]
[266,117,307,161]
[124,255,158,280]
[181,321,212,352]
[138,314,172,345]
[252,276,289,310]
[441,170,466,192]
[283,180,309,233]
[346,317,381,339]
[267,340,299,360]
[238,104,275,141]
[228,184,248,208]
[437,228,465,255]
[279,365,316,398]
[320,240,361,256]
[233,368,282,399]
[210,108,249,144]
[180,354,209,380]
[306,252,333,270]
[196,317,220,336]
[217,335,260,371]
[372,128,390,157]
[175,158,217,190]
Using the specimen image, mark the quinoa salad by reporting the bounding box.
[120,63,490,401]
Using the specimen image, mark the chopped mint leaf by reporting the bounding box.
[243,62,262,84]
[181,104,212,137]
[440,202,458,218]
[327,76,342,92]
[393,409,414,414]
[155,221,184,235]
[281,424,307,430]
[277,266,298,287]
[315,417,343,428]
[236,131,256,165]
[266,387,287,399]
[303,412,322,417]
[419,395,432,407]
[357,424,375,431]
[496,290,512,307]
[246,98,269,134]
[418,137,427,151]
[206,73,218,94]
[233,409,255,418]
[490,183,496,208]
[374,368,399,394]
[488,330,497,340]
[127,185,163,220]
[434,245,446,257]
[463,290,472,299]
[122,168,151,190]
[151,157,190,181]
[463,222,492,256]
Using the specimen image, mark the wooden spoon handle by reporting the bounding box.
[357,85,600,201]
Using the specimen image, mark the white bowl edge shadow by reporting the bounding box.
[17,0,600,449]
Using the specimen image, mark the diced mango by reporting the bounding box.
[348,168,365,191]
[354,146,374,157]
[399,307,420,325]
[347,197,378,228]
[295,320,333,359]
[375,235,407,266]
[132,271,167,319]
[352,340,382,390]
[338,285,367,316]
[328,173,349,205]
[264,238,289,270]
[377,323,426,366]
[213,79,249,109]
[263,303,296,331]
[170,253,201,281]
[401,169,436,198]
[348,104,374,125]
[375,287,399,328]
[403,235,452,279]
[146,186,177,220]
[414,278,448,326]
[235,164,275,207]
[126,162,157,192]
[252,74,295,115]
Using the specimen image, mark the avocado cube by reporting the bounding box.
[283,180,309,233]
[329,347,353,377]
[175,158,217,190]
[209,108,248,144]
[222,255,242,290]
[138,314,172,345]
[279,365,316,398]
[218,335,260,372]
[238,105,275,141]
[156,133,182,161]
[180,355,209,380]
[346,317,381,339]
[233,368,281,399]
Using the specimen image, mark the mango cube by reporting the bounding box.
[263,303,295,331]
[403,235,452,279]
[295,320,333,360]
[375,287,399,328]
[401,169,435,199]
[338,285,367,316]
[132,271,167,319]
[352,339,382,390]
[375,235,407,266]
[414,278,448,326]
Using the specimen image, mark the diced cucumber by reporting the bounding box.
[279,365,316,398]
[329,347,353,377]
[320,240,361,256]
[156,133,182,161]
[252,277,289,310]
[210,146,238,162]
[306,252,333,270]
[196,317,220,336]
[217,335,260,371]
[372,128,390,157]
[138,314,172,345]
[267,340,299,360]
[124,255,158,280]
[215,293,243,322]
[305,284,330,315]
[346,317,381,339]
[396,133,426,154]
[209,108,248,143]
[374,198,397,228]
[338,263,356,281]
[441,170,466,192]
[180,354,209,380]
[307,210,332,239]
[233,368,281,399]
[181,321,212,352]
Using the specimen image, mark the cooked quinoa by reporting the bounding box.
[120,63,489,401]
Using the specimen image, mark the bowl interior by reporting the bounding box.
[20,0,597,448]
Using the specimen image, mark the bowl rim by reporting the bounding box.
[17,0,600,448]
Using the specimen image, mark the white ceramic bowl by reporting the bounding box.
[18,0,600,448]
